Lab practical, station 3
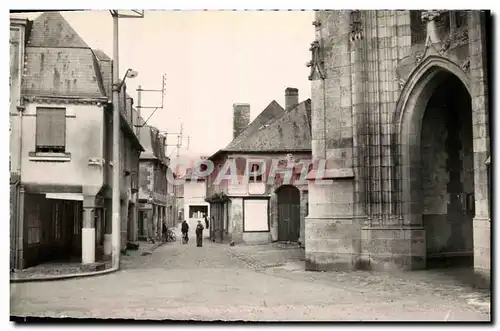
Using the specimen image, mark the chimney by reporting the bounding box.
[233,103,250,139]
[285,87,299,110]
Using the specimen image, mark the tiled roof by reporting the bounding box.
[93,49,111,61]
[22,12,106,99]
[224,100,284,151]
[139,125,168,165]
[225,99,312,152]
[93,49,112,98]
[27,12,89,48]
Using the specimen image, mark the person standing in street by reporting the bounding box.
[204,215,209,229]
[196,220,204,247]
[181,219,189,244]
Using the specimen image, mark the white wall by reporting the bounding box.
[183,180,210,230]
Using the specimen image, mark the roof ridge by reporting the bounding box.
[224,100,284,150]
[28,12,90,48]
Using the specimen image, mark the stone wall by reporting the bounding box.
[307,10,490,274]
[229,198,244,243]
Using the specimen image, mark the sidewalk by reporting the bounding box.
[10,241,166,282]
[10,260,113,283]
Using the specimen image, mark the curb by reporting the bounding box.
[11,241,168,283]
[10,266,118,283]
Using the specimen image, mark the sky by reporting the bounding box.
[13,10,315,159]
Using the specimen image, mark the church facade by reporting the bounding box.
[305,10,491,284]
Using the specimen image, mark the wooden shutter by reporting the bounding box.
[36,108,66,149]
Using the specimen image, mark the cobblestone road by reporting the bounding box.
[10,235,490,322]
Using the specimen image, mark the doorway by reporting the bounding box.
[419,71,474,268]
[277,185,301,242]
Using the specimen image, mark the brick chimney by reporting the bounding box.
[285,87,299,110]
[233,103,250,139]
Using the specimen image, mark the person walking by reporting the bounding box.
[162,221,168,242]
[181,219,189,244]
[204,215,209,229]
[196,220,204,247]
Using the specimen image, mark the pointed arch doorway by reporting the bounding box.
[397,61,476,269]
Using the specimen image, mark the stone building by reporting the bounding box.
[305,10,491,284]
[9,12,144,269]
[206,88,312,245]
[137,125,169,242]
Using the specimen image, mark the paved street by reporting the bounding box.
[10,233,490,322]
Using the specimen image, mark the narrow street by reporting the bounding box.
[10,231,490,321]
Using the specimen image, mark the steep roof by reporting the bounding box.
[139,125,168,165]
[208,99,311,160]
[229,99,312,152]
[93,49,112,98]
[22,12,106,99]
[224,100,285,151]
[27,12,89,48]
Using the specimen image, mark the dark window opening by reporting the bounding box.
[410,10,426,44]
[249,163,263,182]
[455,10,468,29]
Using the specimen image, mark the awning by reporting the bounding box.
[45,193,84,201]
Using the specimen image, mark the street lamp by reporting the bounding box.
[117,69,139,91]
[110,9,143,270]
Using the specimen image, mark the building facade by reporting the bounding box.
[183,166,211,233]
[9,12,143,269]
[305,10,491,283]
[206,89,312,245]
[137,125,169,242]
[166,166,178,228]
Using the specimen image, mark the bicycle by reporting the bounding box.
[164,228,176,243]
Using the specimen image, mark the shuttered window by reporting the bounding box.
[36,107,66,153]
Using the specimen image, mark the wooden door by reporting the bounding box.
[277,186,300,242]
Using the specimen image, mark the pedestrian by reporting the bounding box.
[196,220,204,247]
[181,219,189,244]
[204,215,209,229]
[162,221,168,242]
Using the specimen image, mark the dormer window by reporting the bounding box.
[249,163,263,182]
[197,163,208,182]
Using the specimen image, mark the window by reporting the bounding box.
[410,10,426,44]
[27,202,41,245]
[249,163,263,182]
[36,107,66,153]
[243,199,269,232]
[453,10,467,29]
[189,205,208,218]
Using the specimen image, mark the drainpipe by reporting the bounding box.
[17,24,25,179]
[15,24,26,270]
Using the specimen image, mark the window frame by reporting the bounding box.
[248,162,264,183]
[35,107,67,154]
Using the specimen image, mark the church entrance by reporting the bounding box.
[418,71,474,269]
